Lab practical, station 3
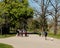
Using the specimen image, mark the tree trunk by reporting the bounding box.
[54,16,57,35]
[41,0,48,32]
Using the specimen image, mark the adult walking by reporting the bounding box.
[44,31,48,40]
[16,29,20,36]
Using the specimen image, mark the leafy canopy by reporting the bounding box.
[0,0,34,29]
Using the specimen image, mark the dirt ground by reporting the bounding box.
[0,34,60,48]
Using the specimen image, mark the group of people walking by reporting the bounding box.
[16,29,48,40]
[16,29,27,37]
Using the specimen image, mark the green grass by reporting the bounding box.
[48,32,60,39]
[0,34,16,38]
[0,43,13,48]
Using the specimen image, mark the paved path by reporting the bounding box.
[0,34,60,48]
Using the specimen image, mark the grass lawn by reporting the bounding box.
[0,34,16,38]
[48,33,60,39]
[0,43,13,48]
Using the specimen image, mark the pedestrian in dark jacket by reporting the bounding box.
[44,31,48,40]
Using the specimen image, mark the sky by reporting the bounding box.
[28,0,54,12]
[28,0,60,19]
[28,0,53,19]
[28,0,60,11]
[28,0,41,12]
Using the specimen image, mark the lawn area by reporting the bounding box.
[48,32,60,39]
[0,43,13,48]
[0,34,16,38]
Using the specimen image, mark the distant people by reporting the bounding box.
[24,29,27,37]
[44,31,48,40]
[22,29,27,37]
[40,31,44,37]
[16,29,20,36]
[19,29,22,36]
[21,29,23,37]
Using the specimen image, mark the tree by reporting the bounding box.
[0,0,34,34]
[49,0,60,35]
[27,18,41,33]
[33,0,49,32]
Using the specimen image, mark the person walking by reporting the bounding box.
[19,29,21,36]
[21,29,23,37]
[44,31,48,40]
[16,29,20,36]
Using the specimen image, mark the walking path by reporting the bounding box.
[0,34,60,48]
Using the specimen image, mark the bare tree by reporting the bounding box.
[49,0,60,35]
[34,0,60,35]
[33,0,50,32]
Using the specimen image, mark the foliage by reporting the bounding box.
[0,0,34,33]
[27,18,41,33]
